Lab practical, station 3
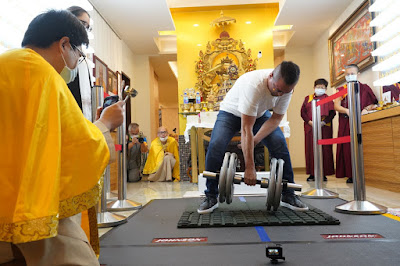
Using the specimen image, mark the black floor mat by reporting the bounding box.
[178,202,340,228]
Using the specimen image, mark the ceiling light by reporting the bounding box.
[373,70,400,86]
[197,44,202,46]
[158,31,176,36]
[370,18,400,42]
[246,21,252,24]
[369,0,394,12]
[273,25,293,31]
[371,35,400,56]
[372,53,400,72]
[193,24,199,27]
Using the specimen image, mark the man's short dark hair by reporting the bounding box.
[67,6,90,18]
[314,78,328,88]
[274,61,300,86]
[346,64,359,72]
[21,10,89,49]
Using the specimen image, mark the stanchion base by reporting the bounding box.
[106,197,118,202]
[335,200,387,215]
[106,192,118,202]
[107,199,142,212]
[97,212,127,228]
[301,188,339,199]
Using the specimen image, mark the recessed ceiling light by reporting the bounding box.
[158,31,176,36]
[194,24,199,27]
[197,44,202,46]
[246,21,252,24]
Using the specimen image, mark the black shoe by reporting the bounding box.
[306,175,315,181]
[197,196,219,214]
[323,176,328,181]
[346,178,353,183]
[280,194,309,211]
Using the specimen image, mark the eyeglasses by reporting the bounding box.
[72,44,85,58]
[71,44,86,65]
[80,20,92,32]
[158,131,168,134]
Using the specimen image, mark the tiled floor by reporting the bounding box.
[98,173,400,237]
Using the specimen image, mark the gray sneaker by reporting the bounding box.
[197,196,219,214]
[280,194,309,211]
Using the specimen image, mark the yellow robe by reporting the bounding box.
[143,137,180,180]
[0,49,109,244]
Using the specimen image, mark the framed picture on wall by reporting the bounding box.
[328,0,375,87]
[93,55,108,91]
[107,68,118,95]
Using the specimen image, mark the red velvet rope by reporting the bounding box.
[115,144,122,151]
[318,136,351,145]
[316,88,348,107]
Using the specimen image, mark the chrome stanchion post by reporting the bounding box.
[92,85,116,202]
[335,81,386,214]
[302,100,338,198]
[92,85,127,227]
[107,92,142,211]
[97,166,126,227]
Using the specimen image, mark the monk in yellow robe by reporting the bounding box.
[0,10,124,265]
[143,127,180,181]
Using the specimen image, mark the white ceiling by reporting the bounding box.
[89,0,354,80]
[89,0,175,55]
[275,0,354,47]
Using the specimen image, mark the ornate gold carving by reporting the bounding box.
[210,11,236,28]
[195,31,258,101]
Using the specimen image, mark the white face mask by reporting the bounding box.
[60,49,79,84]
[345,74,357,82]
[159,136,168,142]
[131,135,139,138]
[314,88,326,96]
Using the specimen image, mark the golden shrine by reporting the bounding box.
[193,11,259,110]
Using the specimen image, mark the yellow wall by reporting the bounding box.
[171,4,279,134]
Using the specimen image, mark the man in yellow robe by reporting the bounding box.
[0,10,124,265]
[143,127,180,181]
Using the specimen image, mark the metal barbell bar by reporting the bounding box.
[202,152,302,211]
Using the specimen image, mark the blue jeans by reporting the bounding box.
[205,110,294,197]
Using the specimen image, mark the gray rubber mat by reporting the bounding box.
[178,204,340,228]
[99,196,400,266]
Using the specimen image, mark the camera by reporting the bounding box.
[103,95,119,110]
[138,137,144,143]
[266,244,285,264]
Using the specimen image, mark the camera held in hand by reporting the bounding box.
[138,137,144,143]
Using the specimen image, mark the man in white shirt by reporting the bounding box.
[198,61,308,214]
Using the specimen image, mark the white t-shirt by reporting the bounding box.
[220,69,292,118]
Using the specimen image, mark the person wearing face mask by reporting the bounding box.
[334,64,377,183]
[66,6,93,121]
[143,126,180,182]
[301,79,336,182]
[127,123,148,182]
[198,61,309,214]
[0,10,125,265]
